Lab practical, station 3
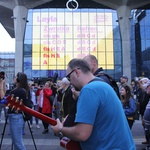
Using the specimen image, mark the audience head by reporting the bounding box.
[67,58,91,91]
[140,77,149,86]
[120,84,132,101]
[0,71,5,80]
[60,77,70,89]
[61,77,70,85]
[83,54,98,74]
[15,72,28,87]
[144,80,150,94]
[14,72,29,95]
[120,75,128,84]
[44,81,52,88]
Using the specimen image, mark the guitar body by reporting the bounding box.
[60,137,82,150]
[5,95,82,150]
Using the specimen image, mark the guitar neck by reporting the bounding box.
[5,95,82,150]
[5,95,57,125]
[23,106,57,126]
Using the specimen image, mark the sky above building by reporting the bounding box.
[0,23,15,52]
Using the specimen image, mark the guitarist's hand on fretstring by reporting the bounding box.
[51,118,63,136]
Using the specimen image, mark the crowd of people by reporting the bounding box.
[0,54,150,150]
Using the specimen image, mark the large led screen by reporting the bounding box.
[32,10,114,70]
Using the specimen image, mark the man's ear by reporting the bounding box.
[74,68,80,78]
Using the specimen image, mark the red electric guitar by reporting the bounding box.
[5,95,82,150]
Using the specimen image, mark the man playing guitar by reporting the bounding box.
[51,58,136,150]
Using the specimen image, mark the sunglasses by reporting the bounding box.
[66,68,80,81]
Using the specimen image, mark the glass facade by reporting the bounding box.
[0,52,15,88]
[132,10,150,78]
[24,8,122,81]
[1,8,150,87]
[139,10,150,77]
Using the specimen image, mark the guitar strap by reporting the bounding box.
[63,77,103,127]
[88,77,104,83]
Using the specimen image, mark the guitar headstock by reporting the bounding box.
[6,95,25,113]
[6,95,57,126]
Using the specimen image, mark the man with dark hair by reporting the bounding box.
[51,58,135,150]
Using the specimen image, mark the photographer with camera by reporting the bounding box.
[0,71,6,99]
[0,71,6,122]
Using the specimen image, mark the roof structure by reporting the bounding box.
[0,0,150,38]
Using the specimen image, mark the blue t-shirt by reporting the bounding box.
[75,80,136,150]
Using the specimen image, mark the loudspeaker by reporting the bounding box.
[16,72,22,83]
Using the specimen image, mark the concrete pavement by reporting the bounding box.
[0,112,148,150]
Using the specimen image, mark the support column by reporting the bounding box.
[117,6,132,82]
[13,5,28,75]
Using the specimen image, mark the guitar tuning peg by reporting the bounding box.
[15,97,19,103]
[20,99,23,105]
[11,105,16,111]
[15,108,20,113]
[11,94,15,100]
[7,103,10,107]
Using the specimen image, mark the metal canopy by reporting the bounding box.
[0,0,150,38]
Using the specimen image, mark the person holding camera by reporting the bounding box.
[0,71,6,99]
[0,71,6,122]
[29,82,40,129]
[37,81,53,134]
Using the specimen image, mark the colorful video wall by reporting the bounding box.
[32,10,114,70]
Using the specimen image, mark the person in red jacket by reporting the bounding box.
[37,81,53,134]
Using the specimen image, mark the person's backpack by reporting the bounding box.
[133,99,140,120]
[108,77,121,99]
[96,73,121,99]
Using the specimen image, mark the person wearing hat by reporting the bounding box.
[120,75,128,84]
[142,81,150,150]
[119,75,129,92]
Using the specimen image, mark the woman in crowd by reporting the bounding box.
[7,72,29,150]
[29,82,40,129]
[120,84,136,129]
[37,81,53,134]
